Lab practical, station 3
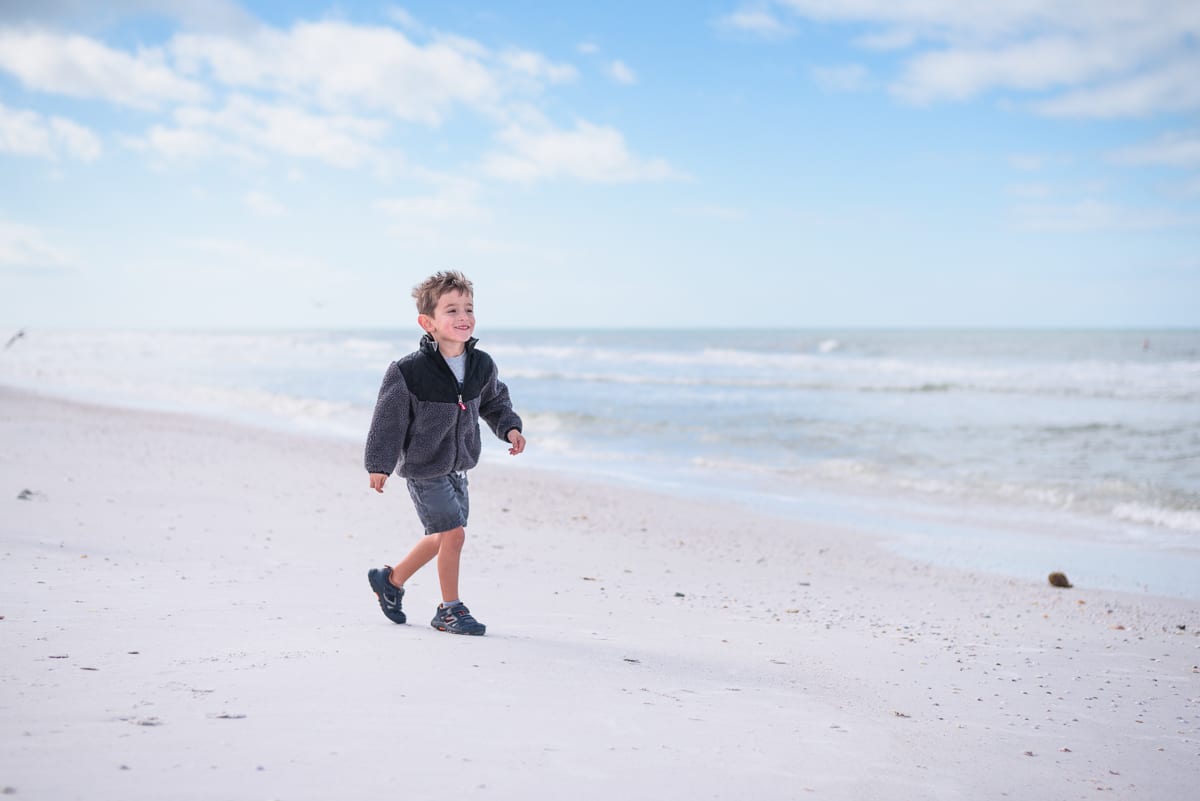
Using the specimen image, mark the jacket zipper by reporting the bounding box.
[435,348,468,468]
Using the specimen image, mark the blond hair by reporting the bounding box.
[412,271,474,317]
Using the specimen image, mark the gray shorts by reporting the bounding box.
[406,472,469,535]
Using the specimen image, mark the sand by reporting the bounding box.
[1,386,1197,800]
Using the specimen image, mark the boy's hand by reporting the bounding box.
[507,429,526,456]
[369,473,389,493]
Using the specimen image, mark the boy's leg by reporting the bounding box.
[400,473,469,598]
[389,524,464,595]
[434,526,466,604]
[389,534,441,587]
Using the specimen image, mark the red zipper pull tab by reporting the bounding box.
[457,394,466,411]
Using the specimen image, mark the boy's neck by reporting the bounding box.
[431,336,467,358]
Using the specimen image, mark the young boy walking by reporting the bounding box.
[364,271,525,635]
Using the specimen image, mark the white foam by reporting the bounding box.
[1112,503,1200,533]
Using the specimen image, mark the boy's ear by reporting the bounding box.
[417,313,433,333]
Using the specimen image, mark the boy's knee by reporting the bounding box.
[435,526,466,548]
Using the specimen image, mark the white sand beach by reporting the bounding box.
[1,386,1197,800]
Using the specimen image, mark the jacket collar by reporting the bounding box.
[419,333,478,355]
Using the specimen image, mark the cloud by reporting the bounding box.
[1006,182,1053,199]
[0,101,102,161]
[770,0,1200,117]
[1109,131,1200,168]
[171,20,575,126]
[679,204,745,221]
[483,121,677,184]
[0,14,660,186]
[810,64,870,93]
[181,237,336,280]
[0,0,256,33]
[130,95,390,168]
[375,178,488,243]
[1034,60,1200,118]
[500,49,577,85]
[0,28,208,109]
[1014,199,1200,232]
[384,6,427,36]
[577,42,600,55]
[608,60,637,85]
[893,35,1137,105]
[717,8,793,39]
[0,217,71,270]
[244,190,286,217]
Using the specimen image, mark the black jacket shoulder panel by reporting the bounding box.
[397,339,496,403]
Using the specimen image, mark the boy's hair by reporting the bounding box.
[412,271,474,316]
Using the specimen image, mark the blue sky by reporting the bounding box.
[1,0,1197,329]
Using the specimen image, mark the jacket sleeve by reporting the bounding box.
[479,361,522,442]
[364,362,410,474]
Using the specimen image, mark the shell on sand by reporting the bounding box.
[1048,571,1073,588]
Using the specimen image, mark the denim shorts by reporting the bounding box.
[406,472,470,535]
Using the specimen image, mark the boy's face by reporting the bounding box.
[419,289,475,348]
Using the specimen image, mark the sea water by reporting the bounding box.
[3,327,1197,597]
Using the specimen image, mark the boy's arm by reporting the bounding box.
[364,362,411,482]
[478,360,523,445]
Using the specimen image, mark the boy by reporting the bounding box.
[364,271,525,636]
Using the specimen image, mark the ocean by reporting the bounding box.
[3,327,1198,597]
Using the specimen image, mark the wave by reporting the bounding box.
[684,453,1200,537]
[1111,503,1200,533]
[499,365,1200,402]
[483,339,1200,402]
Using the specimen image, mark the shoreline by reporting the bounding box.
[2,385,1198,799]
[3,324,1197,603]
[7,374,1195,603]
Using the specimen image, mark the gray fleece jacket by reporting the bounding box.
[364,335,522,479]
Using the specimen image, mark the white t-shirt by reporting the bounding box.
[444,352,466,386]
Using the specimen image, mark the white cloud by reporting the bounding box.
[717,9,793,39]
[181,237,336,280]
[169,20,579,126]
[0,217,71,270]
[131,95,390,168]
[0,104,54,159]
[376,178,488,234]
[500,49,577,85]
[483,121,677,184]
[1007,182,1053,199]
[775,0,1177,43]
[1008,154,1044,172]
[49,117,103,161]
[679,204,745,220]
[771,0,1200,117]
[893,35,1138,105]
[854,28,917,51]
[384,6,427,35]
[810,64,870,93]
[608,60,637,85]
[0,102,101,161]
[1014,199,1200,232]
[1109,131,1200,168]
[244,190,286,217]
[0,0,256,33]
[577,42,600,55]
[0,29,207,109]
[1034,59,1200,118]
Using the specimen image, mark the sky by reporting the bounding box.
[0,0,1198,330]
